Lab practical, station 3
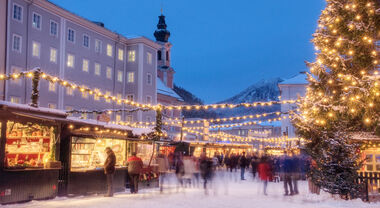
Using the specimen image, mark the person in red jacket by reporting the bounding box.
[258,156,272,195]
[127,152,143,193]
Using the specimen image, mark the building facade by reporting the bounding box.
[278,73,308,138]
[0,0,161,122]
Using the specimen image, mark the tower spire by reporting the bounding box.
[154,10,170,42]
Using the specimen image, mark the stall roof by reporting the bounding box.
[67,117,154,136]
[0,100,67,117]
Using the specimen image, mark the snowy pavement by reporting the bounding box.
[4,171,379,208]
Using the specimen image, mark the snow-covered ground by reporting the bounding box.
[4,171,379,208]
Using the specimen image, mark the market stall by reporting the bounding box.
[125,140,159,189]
[0,101,66,204]
[58,119,130,196]
[189,141,252,157]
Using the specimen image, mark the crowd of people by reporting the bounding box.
[103,147,314,197]
[157,151,311,196]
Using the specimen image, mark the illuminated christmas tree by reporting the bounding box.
[294,0,380,197]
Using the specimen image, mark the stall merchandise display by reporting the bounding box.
[71,137,126,170]
[136,143,154,165]
[5,121,55,168]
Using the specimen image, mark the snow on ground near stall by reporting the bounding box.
[4,171,379,208]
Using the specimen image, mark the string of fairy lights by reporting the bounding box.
[164,110,287,124]
[182,128,303,145]
[1,68,304,147]
[185,115,292,130]
[0,68,301,111]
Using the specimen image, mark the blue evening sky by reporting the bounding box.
[50,0,325,104]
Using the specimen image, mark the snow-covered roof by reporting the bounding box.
[67,116,154,136]
[157,79,184,101]
[0,100,67,116]
[279,73,308,85]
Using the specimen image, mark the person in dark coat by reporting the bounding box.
[251,155,258,179]
[127,152,143,193]
[224,155,231,171]
[104,147,116,197]
[239,152,248,180]
[199,154,213,195]
[291,156,300,194]
[283,155,294,196]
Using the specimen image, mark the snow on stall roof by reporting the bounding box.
[157,79,184,101]
[0,100,67,116]
[66,117,154,136]
[279,73,308,85]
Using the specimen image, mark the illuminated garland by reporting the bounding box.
[185,115,292,130]
[183,128,303,144]
[165,110,287,124]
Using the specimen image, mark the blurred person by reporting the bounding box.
[183,156,196,187]
[104,147,116,197]
[156,154,169,193]
[200,153,213,195]
[251,155,258,179]
[239,152,248,180]
[258,156,272,195]
[175,153,185,191]
[224,154,231,172]
[127,152,143,194]
[291,154,300,195]
[193,156,201,188]
[283,154,294,196]
[219,152,224,168]
[212,153,219,170]
[231,153,238,172]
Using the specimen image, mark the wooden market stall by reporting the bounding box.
[57,118,159,196]
[58,118,132,196]
[125,139,159,189]
[0,101,66,204]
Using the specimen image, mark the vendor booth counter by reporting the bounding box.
[0,101,66,204]
[58,121,131,196]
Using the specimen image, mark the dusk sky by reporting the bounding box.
[51,0,325,104]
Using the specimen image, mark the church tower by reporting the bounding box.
[154,12,175,89]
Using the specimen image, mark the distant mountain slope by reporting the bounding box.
[216,78,284,117]
[220,78,283,104]
[173,78,283,119]
[173,84,217,119]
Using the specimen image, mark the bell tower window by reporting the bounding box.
[158,50,162,60]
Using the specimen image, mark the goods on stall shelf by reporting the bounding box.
[136,143,153,165]
[71,137,126,170]
[5,121,55,168]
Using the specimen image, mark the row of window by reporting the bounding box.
[12,4,155,64]
[12,38,155,84]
